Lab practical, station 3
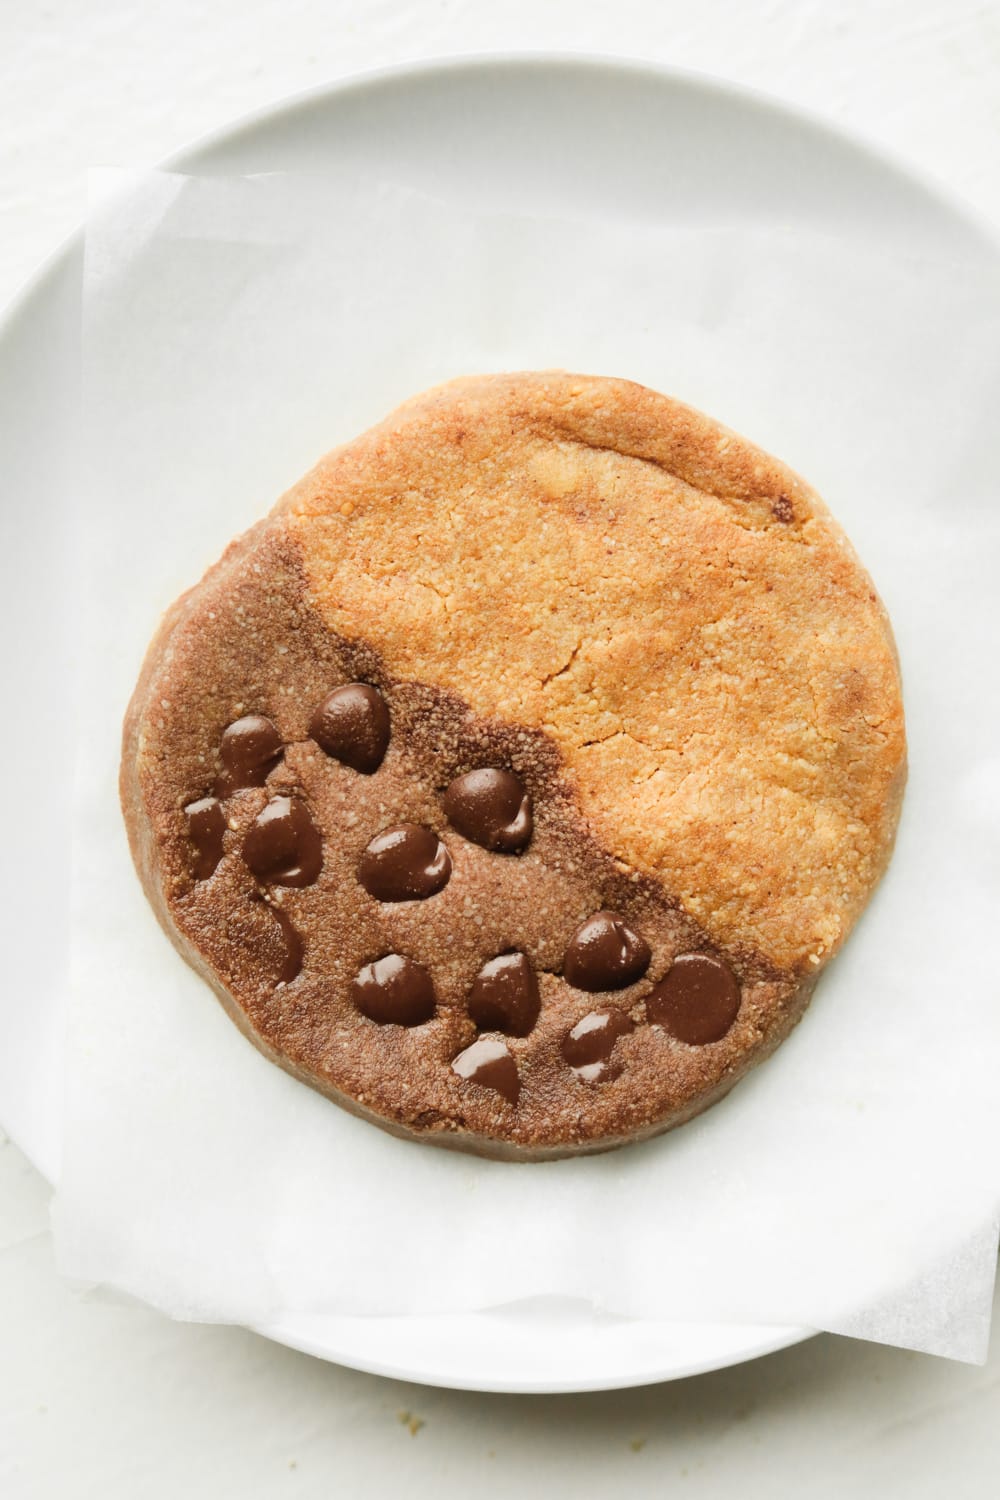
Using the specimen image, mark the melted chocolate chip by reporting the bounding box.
[214,714,283,796]
[351,954,436,1026]
[268,903,303,984]
[646,953,741,1044]
[562,911,651,992]
[561,1008,635,1083]
[451,1037,520,1104]
[357,825,451,902]
[467,952,540,1037]
[442,768,533,853]
[242,796,323,888]
[309,683,390,774]
[184,795,226,880]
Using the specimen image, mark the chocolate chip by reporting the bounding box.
[561,1008,634,1083]
[184,795,226,880]
[351,954,436,1026]
[467,952,540,1037]
[242,796,323,888]
[646,953,741,1044]
[309,683,390,774]
[451,1037,520,1104]
[357,825,451,902]
[562,911,651,992]
[442,768,533,852]
[268,903,303,984]
[214,714,283,796]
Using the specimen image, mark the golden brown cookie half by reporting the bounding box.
[121,372,906,1159]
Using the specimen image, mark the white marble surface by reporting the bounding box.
[2,2,1000,1494]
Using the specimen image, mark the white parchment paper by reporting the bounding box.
[52,169,1000,1359]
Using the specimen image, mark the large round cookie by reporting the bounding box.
[121,372,906,1159]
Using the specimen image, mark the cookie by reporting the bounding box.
[121,372,906,1159]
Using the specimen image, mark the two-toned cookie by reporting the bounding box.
[121,373,905,1158]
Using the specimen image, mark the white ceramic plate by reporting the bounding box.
[2,54,997,1393]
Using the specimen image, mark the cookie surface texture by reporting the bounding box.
[121,372,906,1159]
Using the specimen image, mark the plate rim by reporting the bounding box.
[253,1311,809,1395]
[5,47,1000,339]
[6,48,996,1391]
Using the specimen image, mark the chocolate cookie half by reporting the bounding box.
[121,372,906,1159]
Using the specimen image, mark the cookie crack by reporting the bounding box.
[412,574,452,613]
[565,435,808,540]
[579,728,659,754]
[539,639,583,688]
[580,729,622,749]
